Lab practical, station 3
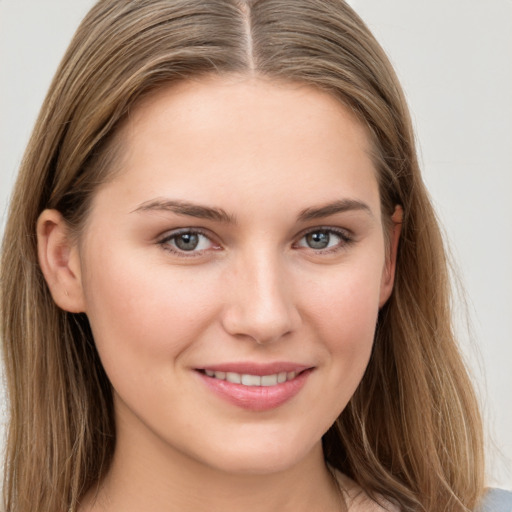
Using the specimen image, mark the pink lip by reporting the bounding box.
[199,362,310,376]
[195,362,313,412]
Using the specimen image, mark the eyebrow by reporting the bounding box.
[298,199,373,221]
[132,198,236,223]
[133,197,372,224]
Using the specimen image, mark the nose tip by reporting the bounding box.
[222,299,298,345]
[220,261,300,345]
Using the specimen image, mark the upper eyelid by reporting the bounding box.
[156,225,354,251]
[295,225,353,240]
[155,230,224,262]
[157,228,220,255]
[293,227,354,253]
[158,227,214,242]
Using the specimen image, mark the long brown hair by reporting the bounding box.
[1,1,484,511]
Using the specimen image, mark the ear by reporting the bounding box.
[379,205,403,307]
[36,209,86,313]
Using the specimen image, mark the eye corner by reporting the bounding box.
[293,226,355,255]
[157,228,222,258]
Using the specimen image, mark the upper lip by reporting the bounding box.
[197,362,312,376]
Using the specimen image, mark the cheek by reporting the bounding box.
[288,259,384,433]
[306,261,383,339]
[80,246,220,379]
[300,256,384,379]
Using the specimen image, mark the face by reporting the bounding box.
[68,76,397,475]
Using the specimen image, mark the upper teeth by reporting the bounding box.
[204,370,297,386]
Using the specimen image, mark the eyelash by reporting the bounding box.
[157,227,354,258]
[157,228,219,258]
[293,227,354,254]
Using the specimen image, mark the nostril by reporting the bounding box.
[219,263,301,344]
[220,307,298,345]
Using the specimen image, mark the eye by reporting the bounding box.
[295,228,352,252]
[158,229,219,255]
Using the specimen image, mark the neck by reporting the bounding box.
[80,413,344,512]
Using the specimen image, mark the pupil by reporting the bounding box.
[175,233,199,251]
[307,231,329,249]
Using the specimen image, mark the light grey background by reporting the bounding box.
[1,0,511,490]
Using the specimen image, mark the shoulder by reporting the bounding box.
[331,470,512,512]
[475,488,512,512]
[334,471,399,512]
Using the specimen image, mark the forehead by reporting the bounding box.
[125,75,372,160]
[92,75,379,219]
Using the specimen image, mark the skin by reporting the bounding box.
[37,75,401,512]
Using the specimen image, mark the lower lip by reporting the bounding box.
[197,370,312,412]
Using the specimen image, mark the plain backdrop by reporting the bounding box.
[1,0,511,490]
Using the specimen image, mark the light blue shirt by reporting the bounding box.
[476,489,512,512]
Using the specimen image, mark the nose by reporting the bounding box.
[221,250,301,345]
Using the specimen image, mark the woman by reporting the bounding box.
[0,1,503,511]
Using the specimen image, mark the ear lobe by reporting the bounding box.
[379,205,403,307]
[36,209,86,313]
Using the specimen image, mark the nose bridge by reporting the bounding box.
[222,245,299,344]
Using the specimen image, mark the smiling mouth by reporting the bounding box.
[196,366,312,411]
[199,369,301,387]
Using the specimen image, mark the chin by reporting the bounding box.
[207,453,302,476]
[196,431,321,476]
